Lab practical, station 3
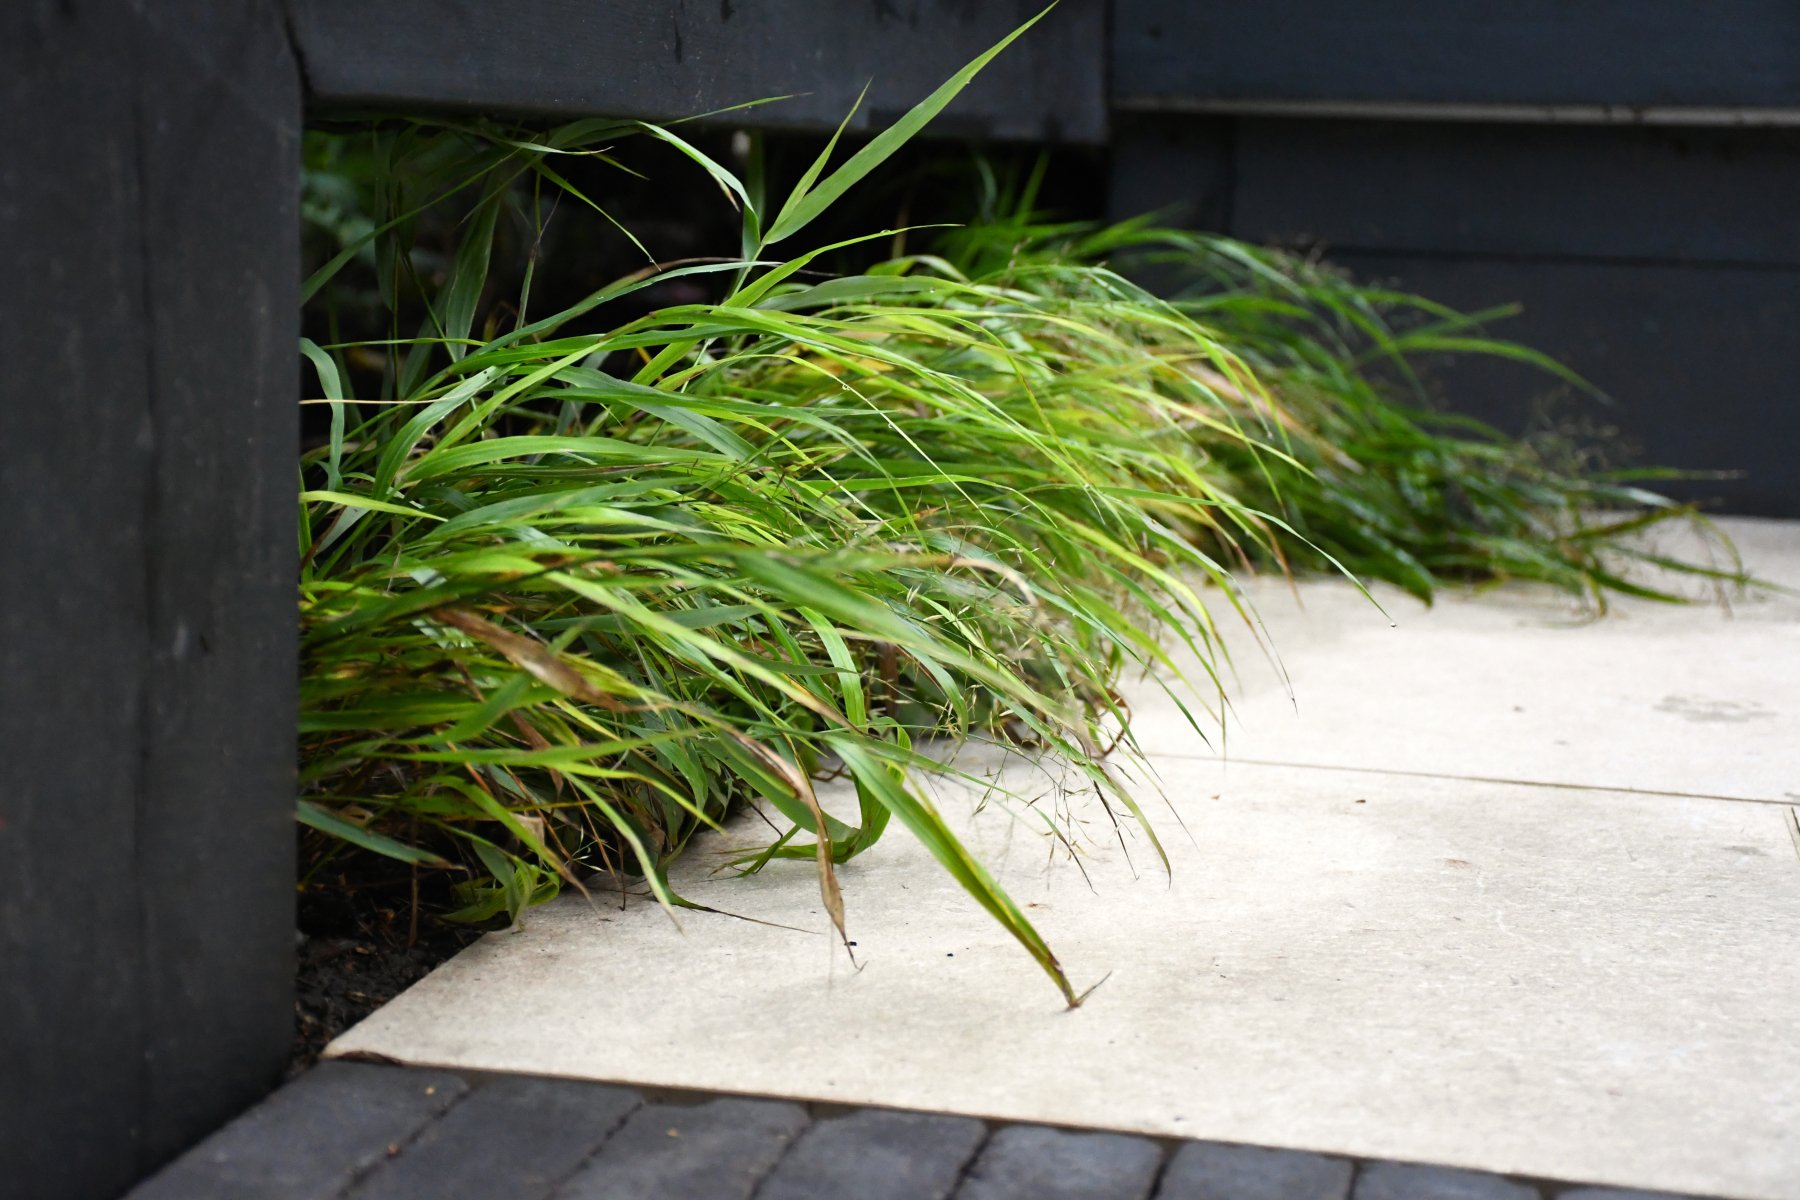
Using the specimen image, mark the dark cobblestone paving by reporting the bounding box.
[127,1063,1723,1200]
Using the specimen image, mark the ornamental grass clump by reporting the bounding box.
[298,17,1742,1002]
[300,16,1272,1004]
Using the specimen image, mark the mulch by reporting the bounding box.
[290,869,480,1076]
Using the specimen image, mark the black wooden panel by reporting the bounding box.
[1105,114,1235,231]
[1229,120,1800,267]
[1112,1,1800,110]
[286,0,1108,143]
[131,0,302,1170]
[1330,254,1800,517]
[1,3,300,1197]
[1,6,151,1198]
[1107,113,1800,517]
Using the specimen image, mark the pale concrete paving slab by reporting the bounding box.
[328,751,1800,1200]
[1121,517,1800,802]
[1624,515,1800,600]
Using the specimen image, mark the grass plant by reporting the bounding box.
[933,202,1745,607]
[298,17,1743,1002]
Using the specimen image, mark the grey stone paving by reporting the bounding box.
[553,1096,809,1200]
[959,1125,1165,1199]
[1159,1140,1354,1200]
[345,1075,639,1200]
[1355,1163,1540,1200]
[127,1063,467,1200]
[756,1109,988,1200]
[127,1062,1726,1200]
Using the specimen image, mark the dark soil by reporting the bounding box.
[290,867,481,1077]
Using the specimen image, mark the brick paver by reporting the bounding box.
[1156,1139,1354,1200]
[958,1125,1164,1200]
[128,1062,467,1200]
[126,1064,1726,1200]
[553,1095,807,1200]
[757,1109,987,1200]
[345,1075,638,1200]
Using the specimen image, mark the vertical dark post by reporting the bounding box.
[0,2,300,1196]
[1,7,150,1196]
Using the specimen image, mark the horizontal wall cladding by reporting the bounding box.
[1112,0,1800,110]
[1105,114,1235,231]
[1108,115,1800,516]
[1228,120,1800,267]
[286,0,1108,142]
[1331,253,1800,517]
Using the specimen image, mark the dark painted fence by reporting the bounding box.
[1112,0,1800,110]
[1109,1,1800,515]
[1,2,1791,1196]
[288,0,1106,141]
[2,4,300,1198]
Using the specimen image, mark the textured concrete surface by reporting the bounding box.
[327,518,1800,1200]
[1123,517,1800,802]
[328,760,1800,1199]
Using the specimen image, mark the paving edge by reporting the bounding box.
[125,1062,1721,1200]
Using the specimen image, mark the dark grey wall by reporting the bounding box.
[1109,115,1800,515]
[288,0,1108,142]
[1113,0,1800,109]
[0,3,300,1198]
